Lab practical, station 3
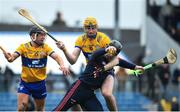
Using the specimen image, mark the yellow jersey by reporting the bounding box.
[75,32,111,62]
[15,42,54,82]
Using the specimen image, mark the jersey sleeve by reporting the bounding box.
[45,44,54,56]
[15,44,24,55]
[101,33,111,47]
[75,36,83,49]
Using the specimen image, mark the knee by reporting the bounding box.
[102,90,113,98]
[18,102,28,111]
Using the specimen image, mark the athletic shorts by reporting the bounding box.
[18,79,47,99]
[53,80,103,111]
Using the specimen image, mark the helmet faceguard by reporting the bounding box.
[108,40,123,55]
[29,26,46,36]
[29,26,46,46]
[83,16,97,28]
[83,16,98,39]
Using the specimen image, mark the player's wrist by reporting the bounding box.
[62,47,67,52]
[60,65,65,69]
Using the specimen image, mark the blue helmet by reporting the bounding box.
[29,26,45,36]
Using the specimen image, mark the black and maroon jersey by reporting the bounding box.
[79,48,114,89]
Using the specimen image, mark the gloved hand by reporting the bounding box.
[93,66,105,78]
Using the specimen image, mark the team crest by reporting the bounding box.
[89,46,93,50]
[34,51,39,56]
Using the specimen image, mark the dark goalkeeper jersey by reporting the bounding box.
[79,48,114,89]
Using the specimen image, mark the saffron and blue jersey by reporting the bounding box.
[75,32,111,62]
[15,42,54,82]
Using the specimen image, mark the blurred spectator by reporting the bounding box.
[0,67,3,91]
[135,53,145,92]
[158,98,171,111]
[172,66,180,85]
[75,20,81,27]
[156,64,170,97]
[171,28,180,44]
[146,68,156,100]
[159,0,174,33]
[149,0,160,22]
[46,70,54,92]
[171,96,179,111]
[52,11,67,27]
[171,8,180,44]
[3,66,15,92]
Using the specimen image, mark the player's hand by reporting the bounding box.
[105,46,117,55]
[0,46,12,61]
[134,65,144,76]
[4,52,12,62]
[56,41,65,51]
[59,66,70,76]
[93,66,105,78]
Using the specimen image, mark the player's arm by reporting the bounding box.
[62,47,81,65]
[56,41,81,65]
[90,46,116,61]
[3,51,20,63]
[50,52,70,75]
[5,52,19,62]
[117,57,144,71]
[98,57,144,72]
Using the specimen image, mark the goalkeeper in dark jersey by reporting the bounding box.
[53,40,144,111]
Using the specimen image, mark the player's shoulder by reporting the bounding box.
[97,31,109,38]
[42,43,52,49]
[43,43,48,47]
[76,33,87,42]
[20,42,29,48]
[97,32,110,42]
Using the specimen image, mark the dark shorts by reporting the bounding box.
[18,79,47,99]
[53,80,103,111]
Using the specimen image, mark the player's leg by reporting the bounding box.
[33,98,45,111]
[71,104,82,111]
[31,80,47,111]
[80,95,103,111]
[101,75,118,111]
[53,80,82,111]
[17,79,31,111]
[17,93,29,111]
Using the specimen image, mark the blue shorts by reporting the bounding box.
[18,79,47,99]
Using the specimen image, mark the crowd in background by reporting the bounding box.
[148,0,180,44]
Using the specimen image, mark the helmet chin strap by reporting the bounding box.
[87,33,97,39]
[31,33,43,46]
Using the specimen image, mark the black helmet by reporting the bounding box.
[109,40,123,54]
[29,26,45,36]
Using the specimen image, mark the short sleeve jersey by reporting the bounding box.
[15,42,54,82]
[75,32,111,62]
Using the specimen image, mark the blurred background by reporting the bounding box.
[0,0,179,111]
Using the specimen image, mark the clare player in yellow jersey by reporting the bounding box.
[2,26,70,111]
[56,17,118,111]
